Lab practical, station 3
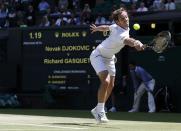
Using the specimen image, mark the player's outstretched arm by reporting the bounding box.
[90,24,109,33]
[124,37,145,51]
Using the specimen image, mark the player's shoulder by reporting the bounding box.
[111,23,117,27]
[109,24,117,29]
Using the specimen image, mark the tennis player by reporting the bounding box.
[90,7,145,123]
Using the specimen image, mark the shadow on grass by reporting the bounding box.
[49,122,121,129]
[0,109,181,123]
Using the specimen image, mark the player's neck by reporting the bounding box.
[119,24,128,30]
[116,22,128,30]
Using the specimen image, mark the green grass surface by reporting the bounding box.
[0,109,180,131]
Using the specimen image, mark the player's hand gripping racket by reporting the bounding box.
[144,31,171,53]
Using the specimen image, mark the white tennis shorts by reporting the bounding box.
[90,49,116,76]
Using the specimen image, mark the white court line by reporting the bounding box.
[0,129,65,131]
[0,122,88,130]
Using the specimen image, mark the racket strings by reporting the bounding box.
[145,31,171,53]
[153,35,170,53]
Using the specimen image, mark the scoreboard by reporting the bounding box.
[21,27,108,92]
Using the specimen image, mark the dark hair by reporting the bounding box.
[112,7,127,22]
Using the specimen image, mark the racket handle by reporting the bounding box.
[144,45,153,49]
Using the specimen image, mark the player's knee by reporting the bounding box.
[101,79,110,88]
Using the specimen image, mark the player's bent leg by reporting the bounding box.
[91,70,110,123]
[96,74,115,122]
[105,75,115,102]
[97,71,110,122]
[97,71,110,103]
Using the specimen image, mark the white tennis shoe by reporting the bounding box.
[91,108,109,123]
[128,109,138,113]
[91,108,99,122]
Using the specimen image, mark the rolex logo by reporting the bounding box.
[82,31,87,37]
[55,32,59,38]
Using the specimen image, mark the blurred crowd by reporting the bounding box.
[0,0,180,28]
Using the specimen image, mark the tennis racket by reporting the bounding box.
[144,31,171,53]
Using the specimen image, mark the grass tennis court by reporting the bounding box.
[0,109,181,131]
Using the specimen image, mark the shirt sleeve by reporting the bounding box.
[109,24,116,32]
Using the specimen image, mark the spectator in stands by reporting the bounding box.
[60,8,71,17]
[58,0,69,10]
[21,0,33,3]
[8,7,17,27]
[67,14,78,25]
[137,2,148,12]
[152,0,166,11]
[72,0,80,12]
[0,3,8,18]
[130,3,137,13]
[105,14,114,25]
[132,0,138,3]
[49,6,61,17]
[120,0,131,8]
[81,11,92,25]
[17,19,27,27]
[121,0,131,3]
[142,0,153,8]
[20,0,32,10]
[16,9,28,27]
[152,0,161,11]
[26,4,35,26]
[81,3,91,17]
[17,17,27,27]
[39,15,50,27]
[81,3,92,25]
[55,15,67,26]
[46,7,51,16]
[57,7,72,24]
[72,0,79,8]
[9,0,21,11]
[95,13,106,25]
[0,3,8,28]
[160,0,167,11]
[50,18,56,27]
[165,0,176,11]
[38,0,50,13]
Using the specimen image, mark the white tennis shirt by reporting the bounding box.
[97,24,129,58]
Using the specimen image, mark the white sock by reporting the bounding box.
[96,103,105,113]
